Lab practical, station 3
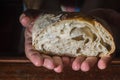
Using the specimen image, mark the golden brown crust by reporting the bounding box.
[32,12,116,57]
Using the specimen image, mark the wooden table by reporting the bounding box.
[0,57,120,80]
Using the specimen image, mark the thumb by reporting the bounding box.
[19,9,40,27]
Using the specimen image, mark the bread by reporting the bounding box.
[32,12,116,57]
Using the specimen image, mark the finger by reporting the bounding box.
[72,56,86,71]
[42,55,55,70]
[62,56,70,66]
[81,57,98,72]
[19,9,40,27]
[26,49,43,67]
[19,15,36,28]
[53,56,63,73]
[70,58,75,67]
[19,14,32,27]
[98,56,112,70]
[25,28,43,67]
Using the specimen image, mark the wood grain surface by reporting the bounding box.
[0,57,120,80]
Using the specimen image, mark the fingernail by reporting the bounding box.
[98,60,107,70]
[33,59,42,67]
[54,66,62,73]
[82,66,89,72]
[34,61,40,66]
[20,14,26,22]
[74,65,79,71]
[44,59,54,69]
[81,63,90,72]
[47,64,53,69]
[99,64,106,69]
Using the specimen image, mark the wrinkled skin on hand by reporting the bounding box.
[19,9,114,73]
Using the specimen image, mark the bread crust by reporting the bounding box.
[32,12,116,57]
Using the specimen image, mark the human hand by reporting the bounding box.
[19,9,112,73]
[72,9,117,71]
[71,8,117,72]
[19,10,72,73]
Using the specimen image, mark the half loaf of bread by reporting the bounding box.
[32,12,116,57]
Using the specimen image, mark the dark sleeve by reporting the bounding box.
[40,0,61,11]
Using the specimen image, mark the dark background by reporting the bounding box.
[0,0,24,56]
[0,0,120,57]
